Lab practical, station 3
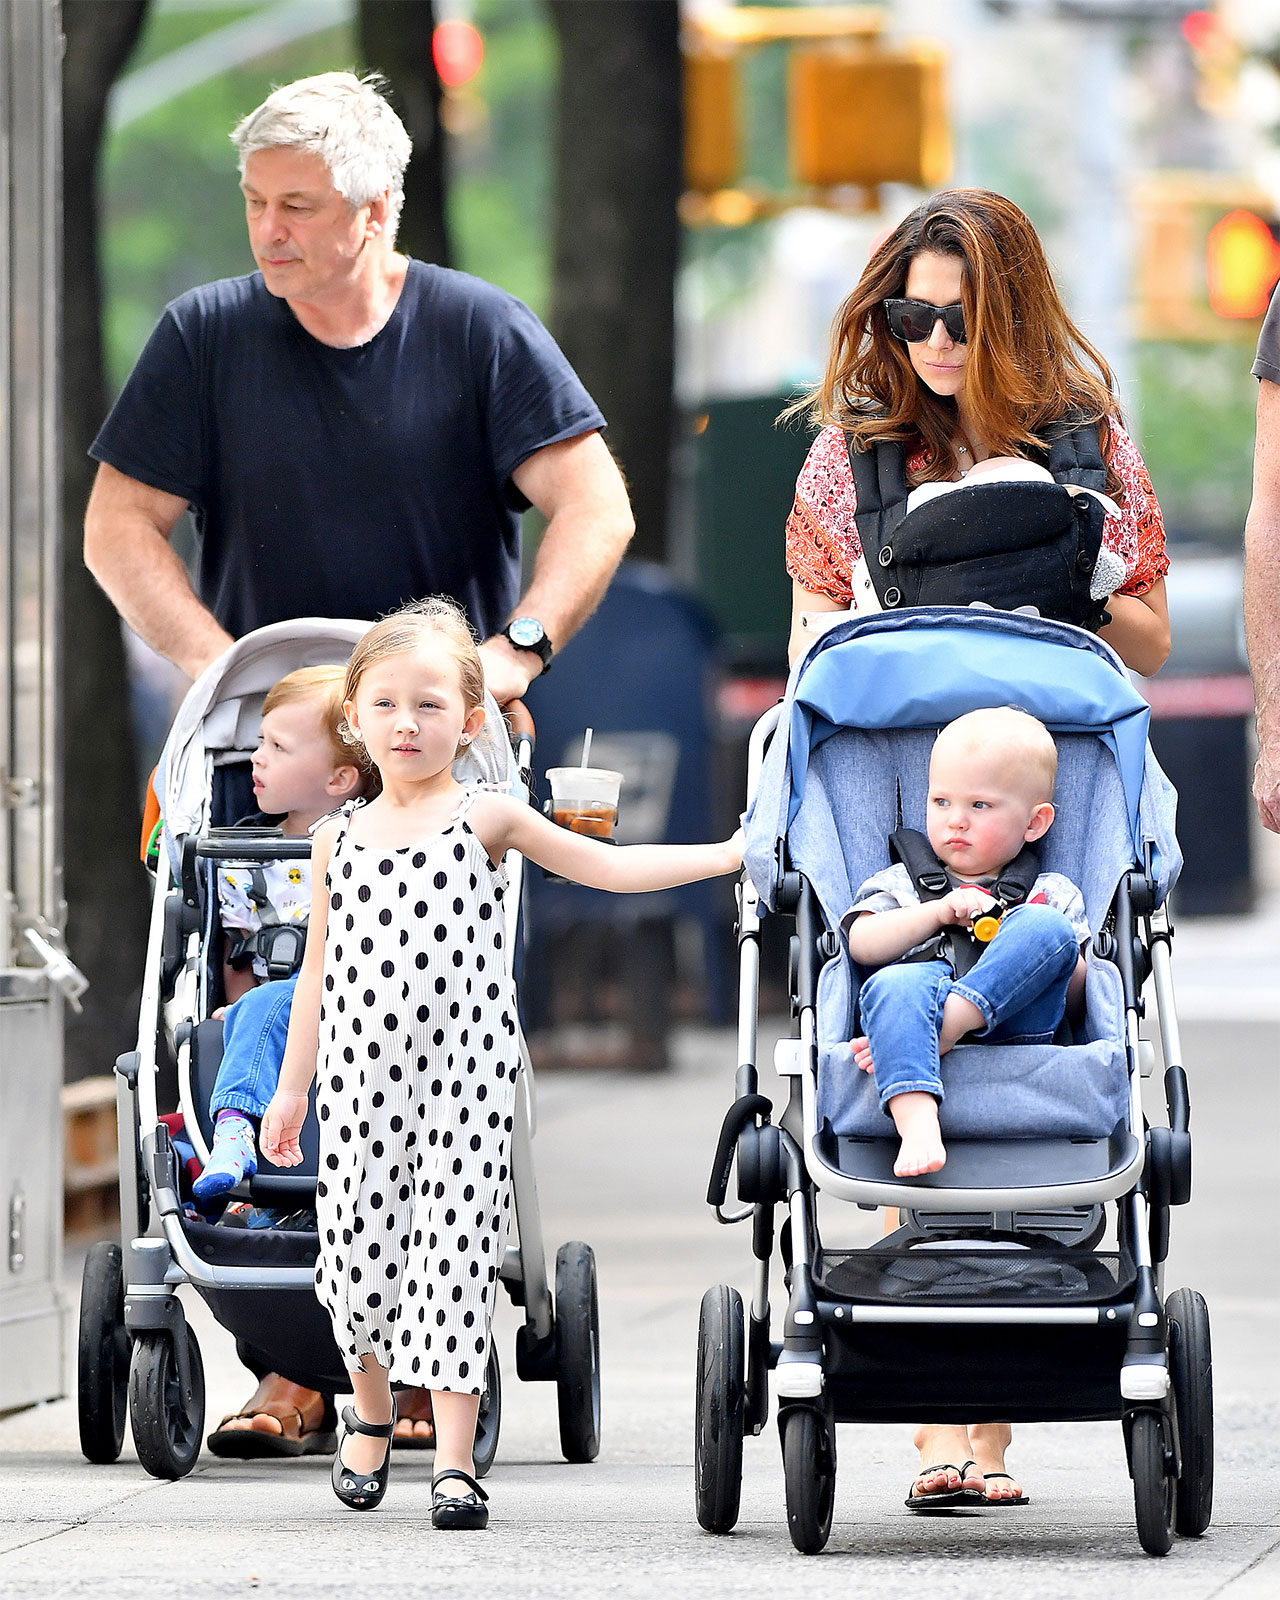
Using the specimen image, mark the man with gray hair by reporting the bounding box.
[83,70,633,1458]
[85,71,632,709]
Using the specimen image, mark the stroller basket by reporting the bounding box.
[818,1241,1136,1308]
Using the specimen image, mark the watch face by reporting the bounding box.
[507,617,545,648]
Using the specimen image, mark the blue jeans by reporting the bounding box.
[210,976,297,1120]
[857,903,1080,1112]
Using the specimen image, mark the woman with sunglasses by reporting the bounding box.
[785,188,1169,677]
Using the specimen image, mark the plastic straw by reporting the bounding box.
[580,727,593,767]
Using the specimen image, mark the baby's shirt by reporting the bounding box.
[842,861,1090,961]
[218,859,312,980]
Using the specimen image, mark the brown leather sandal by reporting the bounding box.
[207,1376,336,1459]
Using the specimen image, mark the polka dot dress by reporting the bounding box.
[314,793,518,1392]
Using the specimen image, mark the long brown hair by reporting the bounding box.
[790,189,1123,495]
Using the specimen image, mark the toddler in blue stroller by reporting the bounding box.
[697,607,1212,1558]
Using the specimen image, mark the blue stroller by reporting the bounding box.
[697,608,1211,1556]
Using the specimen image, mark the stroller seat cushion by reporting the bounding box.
[819,1035,1128,1140]
[817,942,1129,1140]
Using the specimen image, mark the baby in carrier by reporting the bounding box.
[192,665,366,1207]
[843,707,1090,1177]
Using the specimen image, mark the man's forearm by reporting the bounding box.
[516,498,633,649]
[1244,501,1280,740]
[85,507,232,679]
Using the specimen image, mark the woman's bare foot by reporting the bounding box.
[910,1424,984,1499]
[888,1091,946,1175]
[215,1374,325,1440]
[393,1386,435,1445]
[938,991,984,1056]
[967,1421,1025,1502]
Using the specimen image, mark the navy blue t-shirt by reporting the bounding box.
[90,262,605,640]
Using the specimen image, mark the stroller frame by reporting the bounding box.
[76,623,602,1481]
[696,614,1211,1558]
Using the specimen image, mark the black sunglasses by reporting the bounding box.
[882,298,967,345]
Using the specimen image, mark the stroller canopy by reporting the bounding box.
[745,608,1180,911]
[158,618,512,855]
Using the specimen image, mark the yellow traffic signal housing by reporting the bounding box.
[685,51,739,195]
[788,42,950,190]
[1134,173,1280,340]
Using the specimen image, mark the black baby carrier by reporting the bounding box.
[847,411,1110,631]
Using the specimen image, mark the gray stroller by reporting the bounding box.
[76,619,601,1480]
[696,608,1210,1557]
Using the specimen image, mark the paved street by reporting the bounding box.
[2,901,1278,1599]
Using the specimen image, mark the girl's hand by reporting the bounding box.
[935,885,993,928]
[260,1090,310,1167]
[852,1035,874,1074]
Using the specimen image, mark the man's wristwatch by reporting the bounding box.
[502,616,553,675]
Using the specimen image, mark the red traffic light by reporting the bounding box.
[433,20,484,89]
[1205,208,1280,319]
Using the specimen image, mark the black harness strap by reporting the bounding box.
[887,826,1040,978]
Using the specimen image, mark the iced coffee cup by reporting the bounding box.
[545,766,623,839]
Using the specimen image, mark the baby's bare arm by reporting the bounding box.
[845,886,991,967]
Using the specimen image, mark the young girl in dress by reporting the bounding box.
[260,597,742,1528]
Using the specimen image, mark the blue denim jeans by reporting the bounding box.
[209,976,297,1120]
[856,903,1081,1111]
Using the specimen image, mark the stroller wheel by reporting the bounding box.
[694,1285,745,1534]
[77,1241,130,1464]
[554,1241,601,1463]
[1130,1409,1174,1556]
[781,1404,836,1555]
[129,1326,205,1480]
[1167,1287,1214,1536]
[472,1343,502,1479]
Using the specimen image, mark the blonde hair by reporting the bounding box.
[341,598,486,768]
[933,706,1058,803]
[262,665,352,768]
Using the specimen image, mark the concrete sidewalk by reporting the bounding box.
[2,991,1278,1596]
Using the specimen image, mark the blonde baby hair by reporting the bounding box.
[262,664,353,768]
[932,706,1058,803]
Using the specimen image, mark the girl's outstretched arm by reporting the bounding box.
[260,820,337,1167]
[469,792,742,892]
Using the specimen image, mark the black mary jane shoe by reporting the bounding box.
[431,1468,490,1530]
[331,1405,395,1511]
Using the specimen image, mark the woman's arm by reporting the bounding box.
[1098,579,1170,676]
[788,581,849,667]
[470,793,741,891]
[1099,423,1170,674]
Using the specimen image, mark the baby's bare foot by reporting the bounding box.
[888,1091,946,1176]
[939,992,984,1056]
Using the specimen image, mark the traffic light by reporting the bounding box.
[684,51,739,195]
[1133,173,1280,339]
[681,7,950,218]
[1205,209,1280,320]
[788,42,950,190]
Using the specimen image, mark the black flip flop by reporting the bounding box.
[979,1471,1030,1506]
[905,1458,985,1510]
